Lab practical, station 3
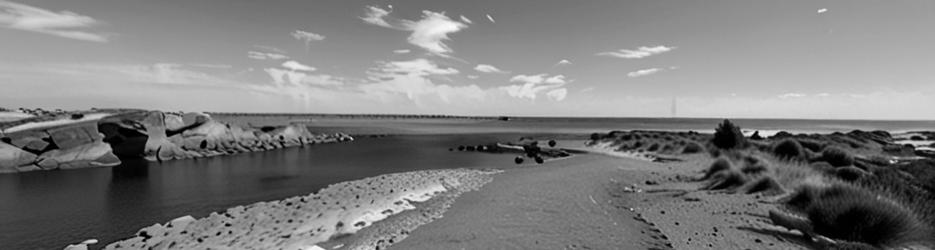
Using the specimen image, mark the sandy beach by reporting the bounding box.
[392,141,801,250]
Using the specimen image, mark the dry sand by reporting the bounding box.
[391,140,806,249]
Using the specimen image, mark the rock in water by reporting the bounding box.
[0,142,37,173]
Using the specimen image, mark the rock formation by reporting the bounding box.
[0,110,353,174]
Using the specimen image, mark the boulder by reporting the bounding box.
[47,121,103,149]
[0,142,37,173]
[6,130,52,151]
[35,141,120,170]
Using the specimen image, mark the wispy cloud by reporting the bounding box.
[500,74,569,101]
[393,49,411,54]
[281,60,316,72]
[291,30,324,51]
[401,11,468,56]
[817,8,829,14]
[0,1,109,42]
[360,7,468,57]
[247,51,289,60]
[474,64,506,73]
[253,45,286,53]
[370,58,458,76]
[361,5,393,28]
[486,14,495,23]
[554,59,572,66]
[188,63,233,69]
[264,68,343,87]
[467,75,479,79]
[597,46,676,59]
[360,58,487,105]
[460,15,472,24]
[778,93,806,99]
[19,63,244,86]
[626,68,663,78]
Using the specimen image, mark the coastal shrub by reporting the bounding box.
[910,135,926,141]
[777,184,927,247]
[590,133,601,141]
[820,147,855,167]
[772,139,805,160]
[750,131,763,140]
[810,162,835,174]
[682,142,704,154]
[70,113,84,120]
[703,158,733,180]
[703,169,748,190]
[534,156,544,164]
[457,145,465,151]
[514,156,524,164]
[647,143,660,152]
[796,139,825,153]
[713,119,746,150]
[548,140,557,147]
[834,166,868,182]
[743,176,784,195]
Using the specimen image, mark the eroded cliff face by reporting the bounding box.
[0,110,353,173]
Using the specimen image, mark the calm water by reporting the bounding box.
[2,118,934,249]
[0,134,521,249]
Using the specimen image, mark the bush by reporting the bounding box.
[682,142,704,154]
[713,119,746,150]
[703,158,733,180]
[590,133,601,141]
[772,139,805,160]
[821,147,855,167]
[647,143,660,151]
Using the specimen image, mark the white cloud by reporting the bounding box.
[474,64,506,73]
[555,59,572,66]
[188,63,232,69]
[360,8,468,57]
[20,63,243,86]
[460,15,472,24]
[281,60,316,72]
[499,73,569,101]
[361,5,393,28]
[247,51,289,60]
[467,75,479,79]
[253,45,286,53]
[597,46,676,59]
[361,58,488,106]
[546,88,568,101]
[393,49,411,54]
[486,14,495,23]
[778,93,806,99]
[371,58,459,76]
[627,68,662,78]
[264,68,343,87]
[0,1,108,42]
[292,30,324,51]
[817,8,828,14]
[401,11,468,56]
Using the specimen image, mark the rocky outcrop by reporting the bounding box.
[1,110,353,174]
[96,110,353,164]
[1,114,119,173]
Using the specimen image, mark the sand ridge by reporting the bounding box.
[102,168,499,250]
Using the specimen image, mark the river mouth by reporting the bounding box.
[0,134,530,250]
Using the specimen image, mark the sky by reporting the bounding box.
[1,0,933,119]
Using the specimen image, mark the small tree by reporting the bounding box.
[713,119,746,150]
